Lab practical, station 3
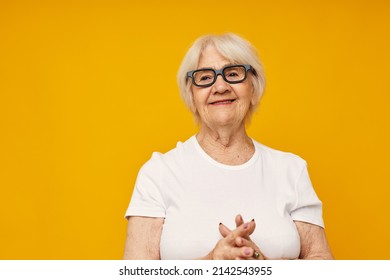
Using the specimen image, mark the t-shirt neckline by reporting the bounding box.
[190,135,259,170]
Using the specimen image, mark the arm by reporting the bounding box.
[294,221,334,260]
[124,215,259,260]
[123,216,164,260]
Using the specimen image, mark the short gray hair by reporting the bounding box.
[177,33,266,123]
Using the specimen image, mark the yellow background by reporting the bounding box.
[1,0,389,259]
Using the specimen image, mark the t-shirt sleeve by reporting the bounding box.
[290,162,324,228]
[125,153,166,218]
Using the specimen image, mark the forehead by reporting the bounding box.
[197,44,232,69]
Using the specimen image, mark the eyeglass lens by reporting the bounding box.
[193,65,247,87]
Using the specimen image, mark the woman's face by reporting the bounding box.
[191,45,255,129]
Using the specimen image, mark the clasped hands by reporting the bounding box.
[210,214,266,260]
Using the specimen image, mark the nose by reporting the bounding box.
[212,74,230,94]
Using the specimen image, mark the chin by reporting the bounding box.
[212,117,241,127]
[218,110,243,120]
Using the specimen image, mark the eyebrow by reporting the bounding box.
[196,63,236,71]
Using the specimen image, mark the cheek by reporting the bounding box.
[192,88,209,105]
[191,94,205,114]
[238,84,255,103]
[191,88,200,106]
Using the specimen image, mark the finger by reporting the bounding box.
[235,214,244,228]
[220,214,244,238]
[221,215,245,238]
[235,236,242,247]
[248,219,256,236]
[235,236,257,248]
[213,239,251,260]
[219,222,232,238]
[232,220,256,239]
[240,218,256,240]
[236,238,265,260]
[240,246,266,260]
[229,246,254,260]
[228,245,266,260]
[235,236,260,252]
[240,246,254,259]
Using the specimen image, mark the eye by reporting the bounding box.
[200,74,213,81]
[227,71,239,77]
[193,69,215,85]
[224,66,245,81]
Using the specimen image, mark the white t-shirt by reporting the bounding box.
[125,136,324,260]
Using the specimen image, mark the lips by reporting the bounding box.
[209,99,237,105]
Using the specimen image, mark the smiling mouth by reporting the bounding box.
[210,99,237,105]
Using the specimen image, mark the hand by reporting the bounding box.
[219,214,266,260]
[210,219,259,260]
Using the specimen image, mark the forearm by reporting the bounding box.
[300,251,334,260]
[124,216,164,260]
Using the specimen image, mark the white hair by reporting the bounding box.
[177,33,266,123]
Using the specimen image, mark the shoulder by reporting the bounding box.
[253,140,307,172]
[139,136,195,172]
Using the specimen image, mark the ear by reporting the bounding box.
[251,89,257,106]
[190,92,197,113]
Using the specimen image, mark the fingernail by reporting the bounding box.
[243,223,249,229]
[245,248,251,255]
[251,219,255,222]
[219,222,222,225]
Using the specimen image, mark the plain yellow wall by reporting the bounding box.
[1,0,389,259]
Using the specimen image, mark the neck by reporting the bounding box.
[196,122,255,165]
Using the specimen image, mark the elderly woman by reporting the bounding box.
[123,33,333,260]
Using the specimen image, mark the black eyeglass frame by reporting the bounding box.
[186,64,253,88]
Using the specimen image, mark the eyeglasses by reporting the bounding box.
[187,64,253,87]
